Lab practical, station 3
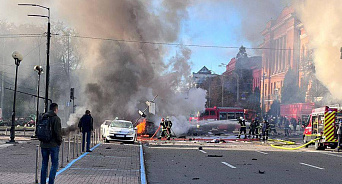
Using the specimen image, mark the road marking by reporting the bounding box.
[140,144,147,184]
[307,151,342,158]
[256,151,268,155]
[199,150,207,154]
[300,163,324,170]
[221,162,236,169]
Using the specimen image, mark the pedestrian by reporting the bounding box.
[262,120,270,141]
[237,117,247,139]
[336,119,342,152]
[270,117,277,135]
[248,119,256,138]
[78,110,94,152]
[158,118,168,139]
[165,116,173,140]
[40,103,62,184]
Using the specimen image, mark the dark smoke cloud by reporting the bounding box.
[57,0,206,133]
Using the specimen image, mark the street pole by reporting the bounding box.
[221,75,224,107]
[8,51,23,143]
[45,12,50,113]
[33,66,43,138]
[261,73,266,120]
[18,4,50,113]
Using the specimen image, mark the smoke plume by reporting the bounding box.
[295,0,342,100]
[55,0,206,134]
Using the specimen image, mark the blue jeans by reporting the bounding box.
[41,146,59,184]
[82,131,91,151]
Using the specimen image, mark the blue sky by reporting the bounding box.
[177,1,256,75]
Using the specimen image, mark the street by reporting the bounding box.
[143,139,342,184]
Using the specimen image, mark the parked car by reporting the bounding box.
[101,119,137,144]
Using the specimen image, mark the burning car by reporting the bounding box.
[101,119,136,144]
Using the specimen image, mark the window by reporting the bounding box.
[219,112,227,120]
[236,113,244,119]
[210,111,216,116]
[227,113,235,119]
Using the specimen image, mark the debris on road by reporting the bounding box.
[252,158,257,160]
[106,147,111,149]
[258,170,265,174]
[199,146,203,150]
[192,178,200,180]
[207,155,223,157]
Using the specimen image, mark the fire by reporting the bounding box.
[136,119,146,135]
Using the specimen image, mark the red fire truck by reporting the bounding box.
[303,106,341,150]
[189,106,244,124]
[280,102,314,122]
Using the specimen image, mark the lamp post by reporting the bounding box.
[18,3,50,113]
[261,72,266,120]
[33,66,43,137]
[218,63,227,107]
[8,51,23,143]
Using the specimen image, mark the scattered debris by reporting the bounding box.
[252,158,257,160]
[120,142,124,145]
[207,155,223,157]
[192,178,200,180]
[106,147,111,149]
[258,170,265,174]
[199,146,203,150]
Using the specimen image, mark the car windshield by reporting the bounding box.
[110,121,133,128]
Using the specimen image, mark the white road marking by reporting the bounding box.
[307,151,342,158]
[221,162,236,169]
[199,150,207,154]
[300,163,324,170]
[256,151,268,155]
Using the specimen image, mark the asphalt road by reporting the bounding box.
[143,141,342,184]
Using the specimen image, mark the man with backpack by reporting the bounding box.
[38,103,62,184]
[78,110,93,152]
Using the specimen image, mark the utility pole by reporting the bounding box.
[1,39,4,116]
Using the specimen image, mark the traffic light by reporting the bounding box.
[70,88,74,102]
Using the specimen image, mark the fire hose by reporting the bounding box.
[269,138,320,150]
[150,125,161,140]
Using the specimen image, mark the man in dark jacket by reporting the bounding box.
[40,103,62,184]
[78,110,93,152]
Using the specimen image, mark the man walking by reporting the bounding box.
[237,117,247,139]
[78,110,93,152]
[165,117,173,140]
[40,103,62,184]
[158,118,168,139]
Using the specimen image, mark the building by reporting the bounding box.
[191,66,217,88]
[260,6,304,112]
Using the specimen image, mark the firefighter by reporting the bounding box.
[337,119,342,152]
[284,119,290,136]
[165,116,173,140]
[248,119,256,138]
[255,118,261,139]
[158,118,168,139]
[262,120,270,141]
[238,117,247,139]
[270,117,277,135]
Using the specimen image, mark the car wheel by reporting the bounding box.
[105,139,110,143]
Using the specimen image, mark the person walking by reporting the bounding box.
[255,118,261,139]
[78,110,94,152]
[40,103,62,184]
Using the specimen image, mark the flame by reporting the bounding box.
[136,119,146,135]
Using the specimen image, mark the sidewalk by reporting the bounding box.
[0,135,142,184]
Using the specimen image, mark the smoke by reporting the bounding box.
[294,0,342,100]
[53,0,207,133]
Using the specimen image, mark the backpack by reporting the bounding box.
[36,116,52,143]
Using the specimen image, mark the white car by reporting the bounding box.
[101,119,136,144]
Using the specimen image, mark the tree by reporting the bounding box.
[281,68,303,104]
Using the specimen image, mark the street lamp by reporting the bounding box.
[218,63,227,107]
[33,65,43,137]
[261,72,266,120]
[18,3,50,113]
[8,51,23,143]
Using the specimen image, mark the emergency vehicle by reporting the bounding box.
[303,106,340,150]
[189,107,244,124]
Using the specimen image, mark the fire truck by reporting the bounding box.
[303,106,341,150]
[189,106,244,124]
